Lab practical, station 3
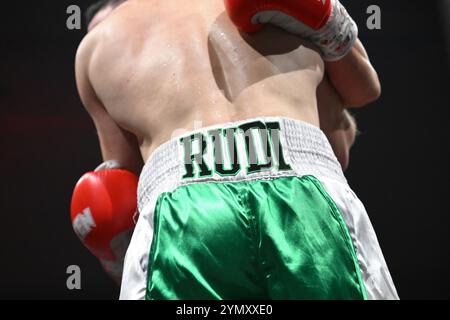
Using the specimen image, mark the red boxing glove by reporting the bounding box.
[224,0,357,61]
[70,166,138,281]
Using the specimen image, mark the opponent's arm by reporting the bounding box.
[224,0,381,107]
[325,39,381,108]
[318,75,357,170]
[323,110,357,170]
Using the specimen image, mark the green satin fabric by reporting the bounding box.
[145,175,367,300]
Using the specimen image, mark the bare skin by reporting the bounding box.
[76,0,380,174]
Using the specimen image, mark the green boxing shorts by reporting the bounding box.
[120,117,398,300]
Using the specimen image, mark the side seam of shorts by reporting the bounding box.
[145,193,167,300]
[318,177,400,300]
[308,175,368,300]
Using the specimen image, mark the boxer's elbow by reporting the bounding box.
[327,133,352,172]
[336,149,350,171]
[344,81,381,107]
[362,78,382,105]
[335,112,357,171]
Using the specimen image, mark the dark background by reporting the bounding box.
[0,1,449,299]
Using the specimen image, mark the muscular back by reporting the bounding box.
[76,0,329,163]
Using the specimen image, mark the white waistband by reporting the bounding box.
[137,117,346,214]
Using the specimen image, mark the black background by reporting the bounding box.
[0,1,449,299]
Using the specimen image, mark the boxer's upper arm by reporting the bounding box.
[75,41,144,175]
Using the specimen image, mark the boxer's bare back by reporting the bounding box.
[76,0,359,172]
